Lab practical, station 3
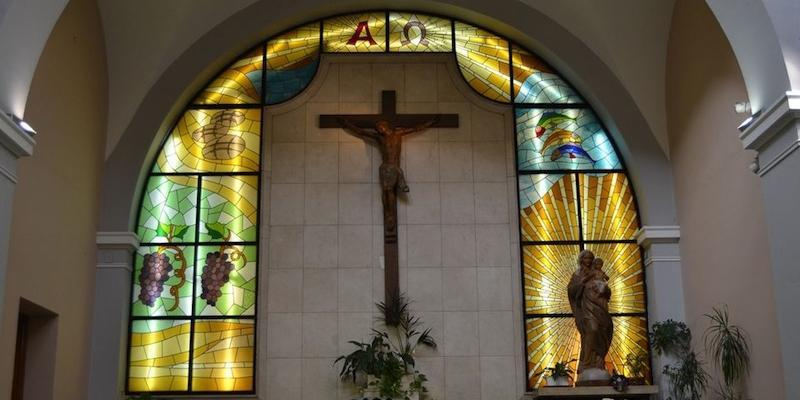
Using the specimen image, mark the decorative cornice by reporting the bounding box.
[643,255,681,267]
[96,231,140,251]
[739,91,800,151]
[0,112,36,157]
[634,225,680,247]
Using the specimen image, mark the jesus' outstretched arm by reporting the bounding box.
[338,117,379,141]
[397,117,439,136]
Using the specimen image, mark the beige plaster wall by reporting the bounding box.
[259,54,524,399]
[666,0,785,397]
[0,0,108,398]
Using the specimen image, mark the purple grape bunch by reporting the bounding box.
[200,251,234,306]
[137,252,173,307]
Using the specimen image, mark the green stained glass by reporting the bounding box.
[194,245,257,316]
[132,246,195,317]
[137,175,198,244]
[199,175,258,242]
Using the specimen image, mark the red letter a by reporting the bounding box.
[347,21,377,45]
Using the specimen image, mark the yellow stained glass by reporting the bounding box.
[519,174,579,241]
[324,13,386,53]
[191,319,255,392]
[454,21,511,102]
[154,108,261,173]
[511,45,582,104]
[388,13,452,52]
[526,316,650,388]
[579,173,639,240]
[266,23,320,104]
[523,244,645,314]
[128,320,191,392]
[194,47,263,105]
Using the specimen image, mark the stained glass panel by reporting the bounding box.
[523,245,580,314]
[324,13,386,53]
[132,246,195,317]
[511,45,582,104]
[585,243,645,314]
[199,175,258,243]
[454,21,511,102]
[266,23,320,104]
[193,47,263,105]
[523,244,644,314]
[519,174,579,241]
[194,245,257,316]
[137,175,198,244]
[579,173,638,240]
[153,108,261,173]
[388,13,452,52]
[525,316,649,388]
[128,319,191,392]
[191,319,255,392]
[516,108,621,171]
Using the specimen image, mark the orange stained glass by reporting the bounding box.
[511,45,582,104]
[128,320,191,392]
[191,319,255,392]
[579,173,639,240]
[454,21,511,102]
[323,13,386,52]
[519,174,579,241]
[523,244,645,314]
[525,316,650,388]
[523,245,580,314]
[154,108,261,173]
[388,13,452,52]
[194,47,263,105]
[585,243,645,314]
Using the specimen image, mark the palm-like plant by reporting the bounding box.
[662,351,709,400]
[704,305,750,387]
[376,293,437,370]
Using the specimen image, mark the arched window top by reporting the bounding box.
[128,10,648,395]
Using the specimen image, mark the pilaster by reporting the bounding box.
[89,231,138,400]
[739,91,800,399]
[635,225,683,400]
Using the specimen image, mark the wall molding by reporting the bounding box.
[0,162,16,183]
[96,231,139,251]
[740,91,800,151]
[0,112,36,157]
[634,225,680,247]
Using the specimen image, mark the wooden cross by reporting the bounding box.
[320,90,459,324]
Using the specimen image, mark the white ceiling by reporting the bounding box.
[96,0,676,157]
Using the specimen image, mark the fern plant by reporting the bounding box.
[704,305,750,389]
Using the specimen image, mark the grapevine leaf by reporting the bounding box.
[206,222,227,240]
[173,225,190,240]
[156,223,171,237]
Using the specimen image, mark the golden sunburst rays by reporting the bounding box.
[523,245,579,314]
[454,21,511,102]
[586,243,646,313]
[194,47,263,105]
[519,174,580,242]
[525,317,580,388]
[579,173,639,240]
[607,316,650,380]
[388,12,452,52]
[155,108,261,173]
[323,13,386,52]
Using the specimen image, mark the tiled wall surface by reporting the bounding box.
[259,55,523,399]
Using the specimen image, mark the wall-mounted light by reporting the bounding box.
[734,101,751,114]
[737,110,761,132]
[9,115,37,136]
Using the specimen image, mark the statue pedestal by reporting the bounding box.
[526,385,659,399]
[575,368,610,386]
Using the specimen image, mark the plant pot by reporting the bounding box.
[545,376,572,386]
[401,375,419,400]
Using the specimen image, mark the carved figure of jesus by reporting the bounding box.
[338,118,437,241]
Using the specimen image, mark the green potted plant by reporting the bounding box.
[649,319,709,400]
[624,352,648,385]
[704,305,750,400]
[534,359,576,387]
[336,294,436,400]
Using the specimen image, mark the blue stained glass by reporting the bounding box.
[516,108,621,171]
[265,58,319,104]
[515,72,582,104]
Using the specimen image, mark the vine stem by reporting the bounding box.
[161,227,188,312]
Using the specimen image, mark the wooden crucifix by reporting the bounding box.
[320,90,459,324]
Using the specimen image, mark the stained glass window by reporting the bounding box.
[193,47,264,105]
[454,21,511,102]
[388,13,452,52]
[511,45,582,104]
[266,23,320,104]
[323,13,387,53]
